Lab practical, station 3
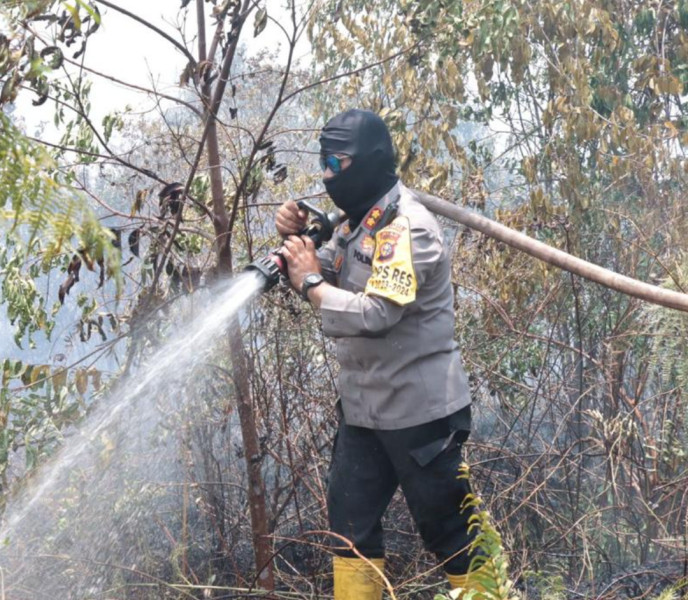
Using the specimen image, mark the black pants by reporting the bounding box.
[326,407,479,575]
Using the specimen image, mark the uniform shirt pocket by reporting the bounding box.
[346,261,372,292]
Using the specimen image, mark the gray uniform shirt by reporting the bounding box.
[317,182,471,429]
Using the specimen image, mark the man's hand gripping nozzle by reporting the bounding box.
[244,201,343,293]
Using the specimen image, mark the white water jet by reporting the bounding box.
[0,271,265,597]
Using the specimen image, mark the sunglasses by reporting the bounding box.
[319,154,348,174]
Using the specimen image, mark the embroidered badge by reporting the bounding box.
[364,207,383,230]
[361,235,375,253]
[365,217,417,305]
[379,242,394,261]
[340,222,351,236]
[334,255,344,272]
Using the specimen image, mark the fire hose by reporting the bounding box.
[244,193,688,314]
[413,191,688,314]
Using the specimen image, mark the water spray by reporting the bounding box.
[244,200,343,292]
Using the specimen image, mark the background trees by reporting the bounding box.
[1,0,687,598]
[308,0,688,595]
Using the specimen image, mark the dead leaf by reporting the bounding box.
[254,8,268,37]
[128,228,141,257]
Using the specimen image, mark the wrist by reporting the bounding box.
[300,272,325,302]
[306,281,328,308]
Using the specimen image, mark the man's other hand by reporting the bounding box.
[276,200,308,237]
[281,235,321,292]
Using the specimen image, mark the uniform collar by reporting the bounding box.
[336,182,402,240]
[360,182,401,233]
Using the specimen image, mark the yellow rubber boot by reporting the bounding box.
[333,556,385,600]
[446,566,488,599]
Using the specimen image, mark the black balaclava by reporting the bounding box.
[319,109,399,223]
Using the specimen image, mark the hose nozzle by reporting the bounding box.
[244,200,344,293]
[244,253,286,293]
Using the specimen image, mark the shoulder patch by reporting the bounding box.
[365,216,417,305]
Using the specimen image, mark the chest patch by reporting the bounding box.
[361,234,375,253]
[365,216,417,305]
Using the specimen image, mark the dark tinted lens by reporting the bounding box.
[320,154,342,174]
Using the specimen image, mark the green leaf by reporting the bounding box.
[74,0,101,24]
[62,3,82,30]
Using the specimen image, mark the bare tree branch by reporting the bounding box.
[94,0,197,66]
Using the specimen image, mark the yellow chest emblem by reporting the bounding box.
[365,216,416,305]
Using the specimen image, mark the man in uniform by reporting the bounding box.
[276,109,485,599]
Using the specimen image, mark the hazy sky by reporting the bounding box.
[17,0,304,134]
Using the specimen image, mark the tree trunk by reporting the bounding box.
[228,315,275,589]
[196,0,275,589]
